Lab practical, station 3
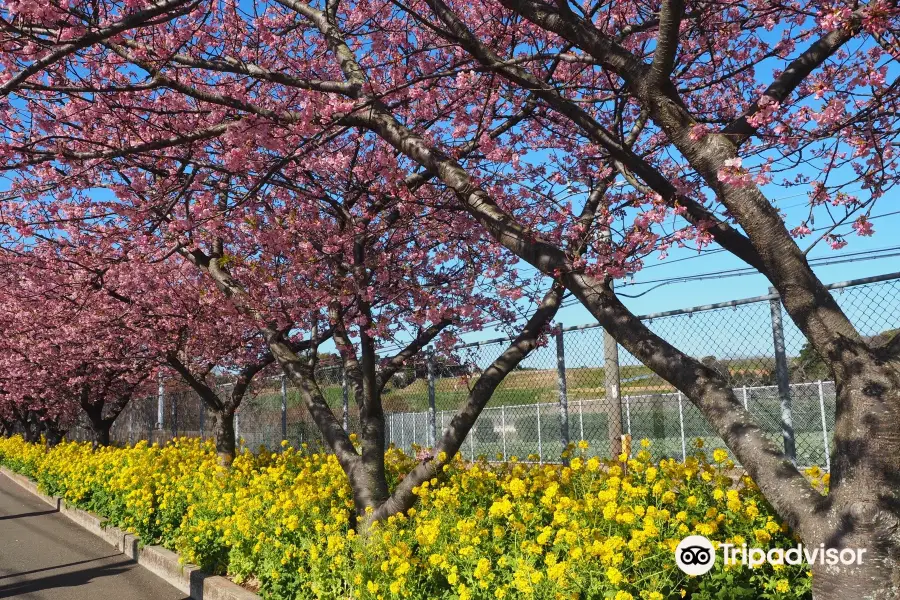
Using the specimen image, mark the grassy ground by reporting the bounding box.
[342,359,773,412]
[250,359,778,414]
[238,357,826,463]
[243,377,830,465]
[273,365,681,412]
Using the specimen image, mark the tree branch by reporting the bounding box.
[346,94,822,537]
[0,0,195,97]
[722,12,863,146]
[166,351,225,412]
[503,0,866,367]
[420,0,767,273]
[376,318,453,393]
[650,0,684,85]
[370,283,565,521]
[180,247,359,464]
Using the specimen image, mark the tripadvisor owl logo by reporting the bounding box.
[675,534,868,576]
[675,535,716,576]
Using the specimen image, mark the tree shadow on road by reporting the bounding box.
[0,559,132,598]
[0,508,58,521]
[0,554,120,581]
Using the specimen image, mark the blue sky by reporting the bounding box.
[446,190,900,369]
[556,203,900,327]
[456,203,900,371]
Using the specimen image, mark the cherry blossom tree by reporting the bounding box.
[1,0,899,595]
[0,244,158,445]
[162,305,331,465]
[135,139,555,516]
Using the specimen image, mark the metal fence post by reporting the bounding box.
[578,400,584,443]
[604,326,623,458]
[234,411,240,446]
[818,380,831,472]
[157,372,164,431]
[677,392,687,461]
[742,385,748,409]
[198,397,205,439]
[501,405,507,460]
[769,287,796,462]
[171,393,177,439]
[555,329,570,460]
[341,370,349,433]
[536,403,543,464]
[625,395,632,440]
[427,348,437,447]
[281,375,288,443]
[388,413,393,446]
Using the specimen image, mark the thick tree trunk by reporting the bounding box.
[166,350,273,467]
[91,422,111,447]
[42,419,65,446]
[23,411,42,443]
[347,460,391,519]
[355,407,390,511]
[811,526,900,599]
[212,410,236,466]
[366,286,564,523]
[811,355,900,599]
[82,396,112,448]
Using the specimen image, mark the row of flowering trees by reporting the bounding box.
[1,0,900,596]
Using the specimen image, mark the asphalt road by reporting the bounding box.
[0,473,187,600]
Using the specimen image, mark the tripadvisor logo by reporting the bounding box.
[675,535,867,575]
[675,535,716,576]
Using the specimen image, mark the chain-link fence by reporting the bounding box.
[76,271,899,469]
[382,381,835,467]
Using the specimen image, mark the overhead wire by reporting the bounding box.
[375,210,900,354]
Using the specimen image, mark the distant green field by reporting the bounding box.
[377,364,673,412]
[249,358,779,413]
[240,358,830,466]
[251,365,663,413]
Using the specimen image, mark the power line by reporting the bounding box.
[619,244,900,289]
[632,206,900,270]
[387,245,900,352]
[376,215,900,354]
[514,198,893,279]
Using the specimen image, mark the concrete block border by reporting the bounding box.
[0,467,259,600]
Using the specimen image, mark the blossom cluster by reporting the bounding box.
[0,436,819,599]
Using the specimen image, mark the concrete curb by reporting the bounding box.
[0,467,259,600]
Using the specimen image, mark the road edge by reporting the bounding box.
[0,467,259,600]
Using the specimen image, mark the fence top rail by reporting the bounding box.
[178,271,898,375]
[448,271,900,348]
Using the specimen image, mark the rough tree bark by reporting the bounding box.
[368,283,565,521]
[166,331,331,466]
[166,352,268,465]
[210,409,236,463]
[78,376,144,448]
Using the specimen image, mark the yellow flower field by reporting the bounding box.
[0,435,820,599]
